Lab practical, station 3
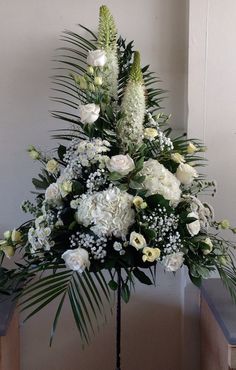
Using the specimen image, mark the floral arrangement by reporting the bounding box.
[1,5,236,349]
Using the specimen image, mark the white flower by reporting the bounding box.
[76,187,135,239]
[186,212,201,236]
[113,242,123,252]
[106,154,135,176]
[11,229,22,242]
[129,232,147,250]
[79,103,100,124]
[46,159,59,174]
[87,49,107,67]
[62,248,90,273]
[163,252,184,272]
[187,142,198,154]
[203,237,213,255]
[59,180,73,198]
[171,153,185,164]
[45,183,62,205]
[176,163,198,185]
[141,159,181,204]
[144,127,158,140]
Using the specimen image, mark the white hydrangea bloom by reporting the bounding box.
[76,187,135,239]
[141,159,181,204]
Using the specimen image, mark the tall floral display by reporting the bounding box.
[1,6,236,370]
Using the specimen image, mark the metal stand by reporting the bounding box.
[116,268,121,370]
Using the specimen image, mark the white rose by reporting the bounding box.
[176,163,198,185]
[129,232,147,250]
[62,248,90,273]
[45,183,62,205]
[163,252,184,272]
[87,49,107,67]
[79,103,100,124]
[106,154,135,176]
[186,212,201,236]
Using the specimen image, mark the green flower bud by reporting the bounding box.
[219,219,230,229]
[3,230,11,240]
[88,83,96,92]
[94,76,103,86]
[87,66,94,75]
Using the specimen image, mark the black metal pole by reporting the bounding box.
[116,267,122,370]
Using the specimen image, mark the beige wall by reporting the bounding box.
[0,1,188,369]
[184,1,236,369]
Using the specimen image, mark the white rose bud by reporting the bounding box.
[176,163,198,185]
[163,252,184,272]
[94,76,103,86]
[3,230,11,240]
[186,212,201,236]
[79,103,100,124]
[171,153,185,164]
[203,237,213,255]
[46,159,59,174]
[11,229,22,243]
[187,142,198,154]
[106,154,135,176]
[87,49,107,67]
[130,232,147,250]
[45,183,62,205]
[62,248,90,273]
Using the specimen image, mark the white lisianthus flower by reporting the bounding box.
[187,142,198,154]
[11,229,22,243]
[45,183,62,205]
[129,232,147,250]
[62,248,90,273]
[76,187,135,239]
[106,154,135,176]
[163,252,184,272]
[87,49,107,67]
[176,163,198,185]
[186,212,201,236]
[144,127,158,140]
[46,159,59,174]
[203,237,213,255]
[0,242,14,259]
[141,159,181,204]
[133,196,147,209]
[171,153,185,164]
[59,180,73,197]
[142,247,161,262]
[3,230,11,240]
[79,103,100,124]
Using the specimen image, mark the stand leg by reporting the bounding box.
[116,268,121,370]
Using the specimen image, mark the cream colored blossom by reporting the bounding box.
[187,142,198,154]
[144,128,158,140]
[130,232,147,250]
[46,159,59,174]
[171,153,185,164]
[11,229,22,243]
[142,247,161,262]
[133,196,147,209]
